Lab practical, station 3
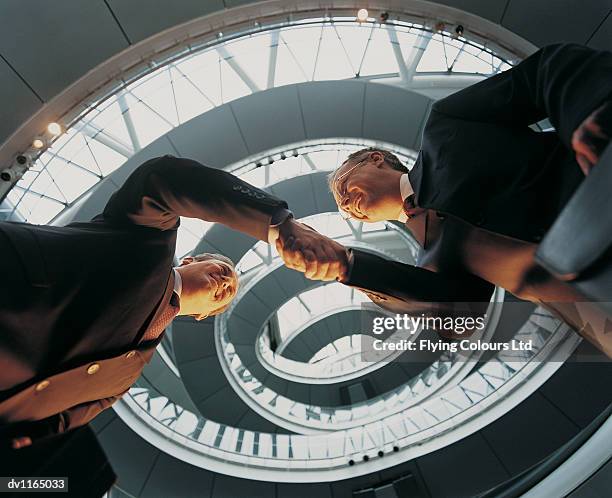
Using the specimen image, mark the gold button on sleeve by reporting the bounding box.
[35,380,50,391]
[87,363,100,375]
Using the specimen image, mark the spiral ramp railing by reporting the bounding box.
[83,154,611,497]
[5,18,602,494]
[92,310,611,497]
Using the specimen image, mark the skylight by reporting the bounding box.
[1,18,512,226]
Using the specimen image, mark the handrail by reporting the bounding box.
[479,402,612,498]
[213,224,505,430]
[114,309,579,481]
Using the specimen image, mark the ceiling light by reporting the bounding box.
[47,122,62,136]
[357,9,369,22]
[32,138,45,149]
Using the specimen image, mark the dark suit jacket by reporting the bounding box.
[0,155,287,444]
[411,43,612,243]
[344,44,612,350]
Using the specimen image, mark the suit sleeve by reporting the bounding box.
[1,396,119,449]
[345,249,494,313]
[58,395,121,431]
[430,43,612,147]
[102,155,289,242]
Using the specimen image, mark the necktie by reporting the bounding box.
[403,194,420,220]
[140,292,180,342]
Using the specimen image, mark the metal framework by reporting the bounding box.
[0,17,512,225]
[114,307,578,481]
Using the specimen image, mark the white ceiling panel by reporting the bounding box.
[250,277,290,309]
[502,0,612,46]
[231,292,274,327]
[230,85,306,153]
[202,225,256,262]
[107,135,178,188]
[0,0,129,101]
[298,81,366,140]
[434,0,509,23]
[270,268,312,303]
[192,238,225,257]
[588,13,612,51]
[168,105,249,167]
[0,57,42,144]
[310,173,339,214]
[106,0,225,43]
[63,82,427,227]
[96,419,159,494]
[139,453,215,498]
[269,175,318,217]
[224,0,257,7]
[0,0,610,140]
[172,318,216,364]
[53,136,177,225]
[363,83,432,151]
[66,179,117,223]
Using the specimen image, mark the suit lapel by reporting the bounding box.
[405,211,428,247]
[132,269,175,346]
[408,153,424,206]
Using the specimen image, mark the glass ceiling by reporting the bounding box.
[1,17,512,226]
[0,9,579,482]
[171,139,416,261]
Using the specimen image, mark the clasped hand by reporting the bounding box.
[275,219,349,281]
[572,100,611,175]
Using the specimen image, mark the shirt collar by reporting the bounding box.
[397,173,414,223]
[173,268,183,297]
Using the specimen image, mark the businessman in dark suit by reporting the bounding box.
[277,44,612,355]
[0,154,337,450]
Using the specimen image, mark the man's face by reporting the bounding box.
[332,154,398,222]
[181,257,238,320]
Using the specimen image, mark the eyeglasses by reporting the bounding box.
[333,158,369,219]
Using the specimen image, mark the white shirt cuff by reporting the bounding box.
[268,225,280,245]
[172,268,183,297]
[397,173,414,222]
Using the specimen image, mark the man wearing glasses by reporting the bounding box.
[0,154,344,450]
[277,43,612,355]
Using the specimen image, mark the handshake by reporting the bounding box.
[273,218,350,282]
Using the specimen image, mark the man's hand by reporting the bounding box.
[572,101,611,175]
[11,436,32,449]
[276,219,349,281]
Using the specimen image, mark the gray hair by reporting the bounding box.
[327,147,408,193]
[191,252,234,268]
